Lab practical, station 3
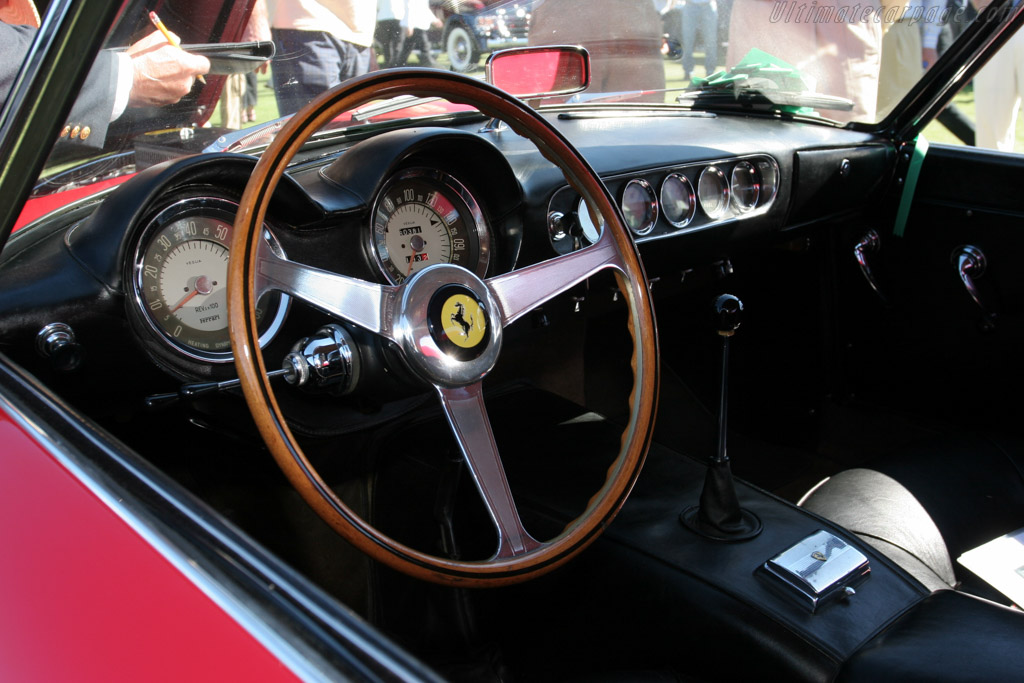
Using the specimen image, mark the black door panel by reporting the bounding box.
[837,143,1024,431]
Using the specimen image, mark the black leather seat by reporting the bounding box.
[838,590,1024,682]
[799,467,957,592]
[800,433,1024,680]
[800,432,1024,601]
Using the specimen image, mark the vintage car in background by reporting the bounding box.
[4,0,1024,680]
[430,0,531,72]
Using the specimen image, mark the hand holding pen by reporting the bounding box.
[125,20,210,107]
[149,11,205,83]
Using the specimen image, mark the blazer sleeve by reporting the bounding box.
[0,23,118,148]
[0,23,37,102]
[62,49,119,147]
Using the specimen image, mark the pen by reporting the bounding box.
[148,10,205,84]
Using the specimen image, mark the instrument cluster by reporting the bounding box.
[126,164,496,375]
[545,154,780,253]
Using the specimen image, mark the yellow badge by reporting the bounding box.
[441,294,487,349]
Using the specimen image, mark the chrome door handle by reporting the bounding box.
[952,244,996,327]
[854,229,888,304]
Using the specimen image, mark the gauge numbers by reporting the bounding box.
[134,198,287,363]
[370,170,490,284]
[141,220,232,352]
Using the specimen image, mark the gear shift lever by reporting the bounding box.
[681,294,762,541]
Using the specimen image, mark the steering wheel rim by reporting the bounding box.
[228,68,658,587]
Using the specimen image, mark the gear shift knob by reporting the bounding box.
[713,294,743,335]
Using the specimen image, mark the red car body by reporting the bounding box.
[0,410,297,682]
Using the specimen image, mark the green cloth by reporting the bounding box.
[689,48,818,115]
[893,135,929,238]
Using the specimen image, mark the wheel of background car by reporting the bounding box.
[228,68,659,587]
[446,24,479,73]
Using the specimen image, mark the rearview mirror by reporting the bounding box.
[486,46,590,99]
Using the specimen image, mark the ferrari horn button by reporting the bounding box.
[427,285,490,361]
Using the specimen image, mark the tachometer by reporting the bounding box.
[369,169,490,284]
[132,197,289,363]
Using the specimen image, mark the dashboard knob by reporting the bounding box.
[36,322,83,372]
[713,294,743,335]
[547,211,568,242]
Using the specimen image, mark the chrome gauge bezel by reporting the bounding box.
[620,178,658,236]
[660,173,696,229]
[368,168,491,285]
[730,160,760,213]
[131,196,290,364]
[697,165,730,220]
[755,157,780,205]
[576,197,603,245]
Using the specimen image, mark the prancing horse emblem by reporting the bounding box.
[440,293,487,350]
[450,301,473,339]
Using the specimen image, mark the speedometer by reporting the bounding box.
[369,169,490,284]
[131,197,289,363]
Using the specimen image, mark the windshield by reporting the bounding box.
[11,0,1010,197]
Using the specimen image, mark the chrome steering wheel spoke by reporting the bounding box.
[256,244,400,343]
[487,231,623,326]
[437,382,543,559]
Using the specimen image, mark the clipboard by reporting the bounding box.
[180,41,275,75]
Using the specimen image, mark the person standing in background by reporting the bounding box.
[666,0,719,81]
[875,0,943,119]
[0,20,209,147]
[726,0,883,122]
[529,0,665,99]
[268,0,379,116]
[972,0,1024,151]
[245,0,271,122]
[394,0,440,68]
[375,0,405,68]
[221,0,271,128]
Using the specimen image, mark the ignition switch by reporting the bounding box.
[283,324,360,395]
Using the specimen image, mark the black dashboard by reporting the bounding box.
[0,111,894,426]
[0,103,930,681]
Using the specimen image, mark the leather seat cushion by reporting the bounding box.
[799,468,956,592]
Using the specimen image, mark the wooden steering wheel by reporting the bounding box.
[228,68,659,587]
